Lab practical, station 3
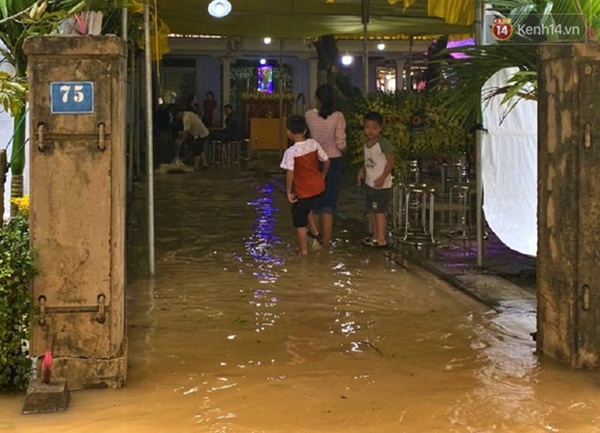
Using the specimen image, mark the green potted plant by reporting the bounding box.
[347,90,471,176]
[0,195,37,391]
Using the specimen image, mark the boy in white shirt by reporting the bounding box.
[357,111,395,248]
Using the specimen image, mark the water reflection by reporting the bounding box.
[4,173,600,433]
[244,181,283,333]
[450,310,541,430]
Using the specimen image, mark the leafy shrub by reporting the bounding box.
[346,90,473,174]
[0,209,36,391]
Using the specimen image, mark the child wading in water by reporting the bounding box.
[357,111,395,248]
[280,115,330,255]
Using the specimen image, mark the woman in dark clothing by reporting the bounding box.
[202,91,217,127]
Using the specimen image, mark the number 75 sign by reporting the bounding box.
[50,82,94,114]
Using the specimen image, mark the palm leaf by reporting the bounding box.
[439,0,600,123]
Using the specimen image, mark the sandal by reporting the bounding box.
[308,232,323,244]
[361,236,374,245]
[364,239,388,248]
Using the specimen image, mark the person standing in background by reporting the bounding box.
[280,115,330,255]
[305,84,347,248]
[357,111,394,248]
[202,91,217,127]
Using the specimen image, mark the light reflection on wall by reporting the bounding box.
[245,182,284,333]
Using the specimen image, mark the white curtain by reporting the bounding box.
[481,68,537,257]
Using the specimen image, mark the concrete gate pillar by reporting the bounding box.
[24,36,127,389]
[538,42,600,368]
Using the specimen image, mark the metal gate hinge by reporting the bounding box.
[36,293,109,325]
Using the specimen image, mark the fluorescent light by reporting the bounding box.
[377,43,386,51]
[208,0,232,18]
[263,37,272,44]
[341,54,353,66]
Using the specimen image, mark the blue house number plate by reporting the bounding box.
[50,81,94,114]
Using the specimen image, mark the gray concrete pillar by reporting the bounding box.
[537,42,600,368]
[24,36,127,388]
[308,58,318,107]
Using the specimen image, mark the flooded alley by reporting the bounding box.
[2,170,600,432]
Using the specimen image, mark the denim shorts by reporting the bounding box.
[364,185,391,214]
[312,157,342,214]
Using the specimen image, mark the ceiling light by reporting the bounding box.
[208,0,232,18]
[259,58,267,65]
[377,43,386,51]
[263,37,272,44]
[341,54,353,66]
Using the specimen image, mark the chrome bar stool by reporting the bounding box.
[389,180,406,236]
[209,140,230,167]
[406,159,420,184]
[239,138,256,169]
[448,184,475,239]
[227,140,241,166]
[400,183,437,246]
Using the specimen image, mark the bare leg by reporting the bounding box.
[374,212,388,245]
[368,212,376,238]
[297,227,309,255]
[307,211,320,236]
[193,156,201,171]
[321,212,333,248]
[200,152,208,168]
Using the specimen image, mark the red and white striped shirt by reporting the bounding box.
[305,109,346,158]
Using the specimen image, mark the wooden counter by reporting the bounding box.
[249,117,288,150]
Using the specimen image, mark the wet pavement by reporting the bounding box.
[1,166,600,432]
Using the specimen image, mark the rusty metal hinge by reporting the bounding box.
[37,294,108,326]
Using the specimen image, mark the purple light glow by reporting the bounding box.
[446,38,474,59]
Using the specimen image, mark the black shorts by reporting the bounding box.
[364,185,391,214]
[192,136,206,156]
[292,194,321,228]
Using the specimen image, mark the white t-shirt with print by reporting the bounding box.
[364,136,394,189]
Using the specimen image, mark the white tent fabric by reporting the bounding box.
[481,68,537,257]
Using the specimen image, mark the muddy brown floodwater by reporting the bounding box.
[2,170,600,432]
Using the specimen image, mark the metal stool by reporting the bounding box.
[226,140,241,166]
[448,184,474,239]
[209,140,229,167]
[389,180,406,236]
[406,159,420,184]
[400,183,437,246]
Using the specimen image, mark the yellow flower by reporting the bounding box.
[10,195,30,218]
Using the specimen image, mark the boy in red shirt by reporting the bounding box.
[280,115,330,255]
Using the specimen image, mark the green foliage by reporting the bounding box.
[346,90,472,173]
[0,214,37,391]
[440,0,600,123]
[0,72,27,116]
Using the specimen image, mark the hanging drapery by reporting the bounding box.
[428,0,475,26]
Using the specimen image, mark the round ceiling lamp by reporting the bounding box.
[377,43,386,51]
[208,0,232,18]
[263,37,272,44]
[341,54,353,66]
